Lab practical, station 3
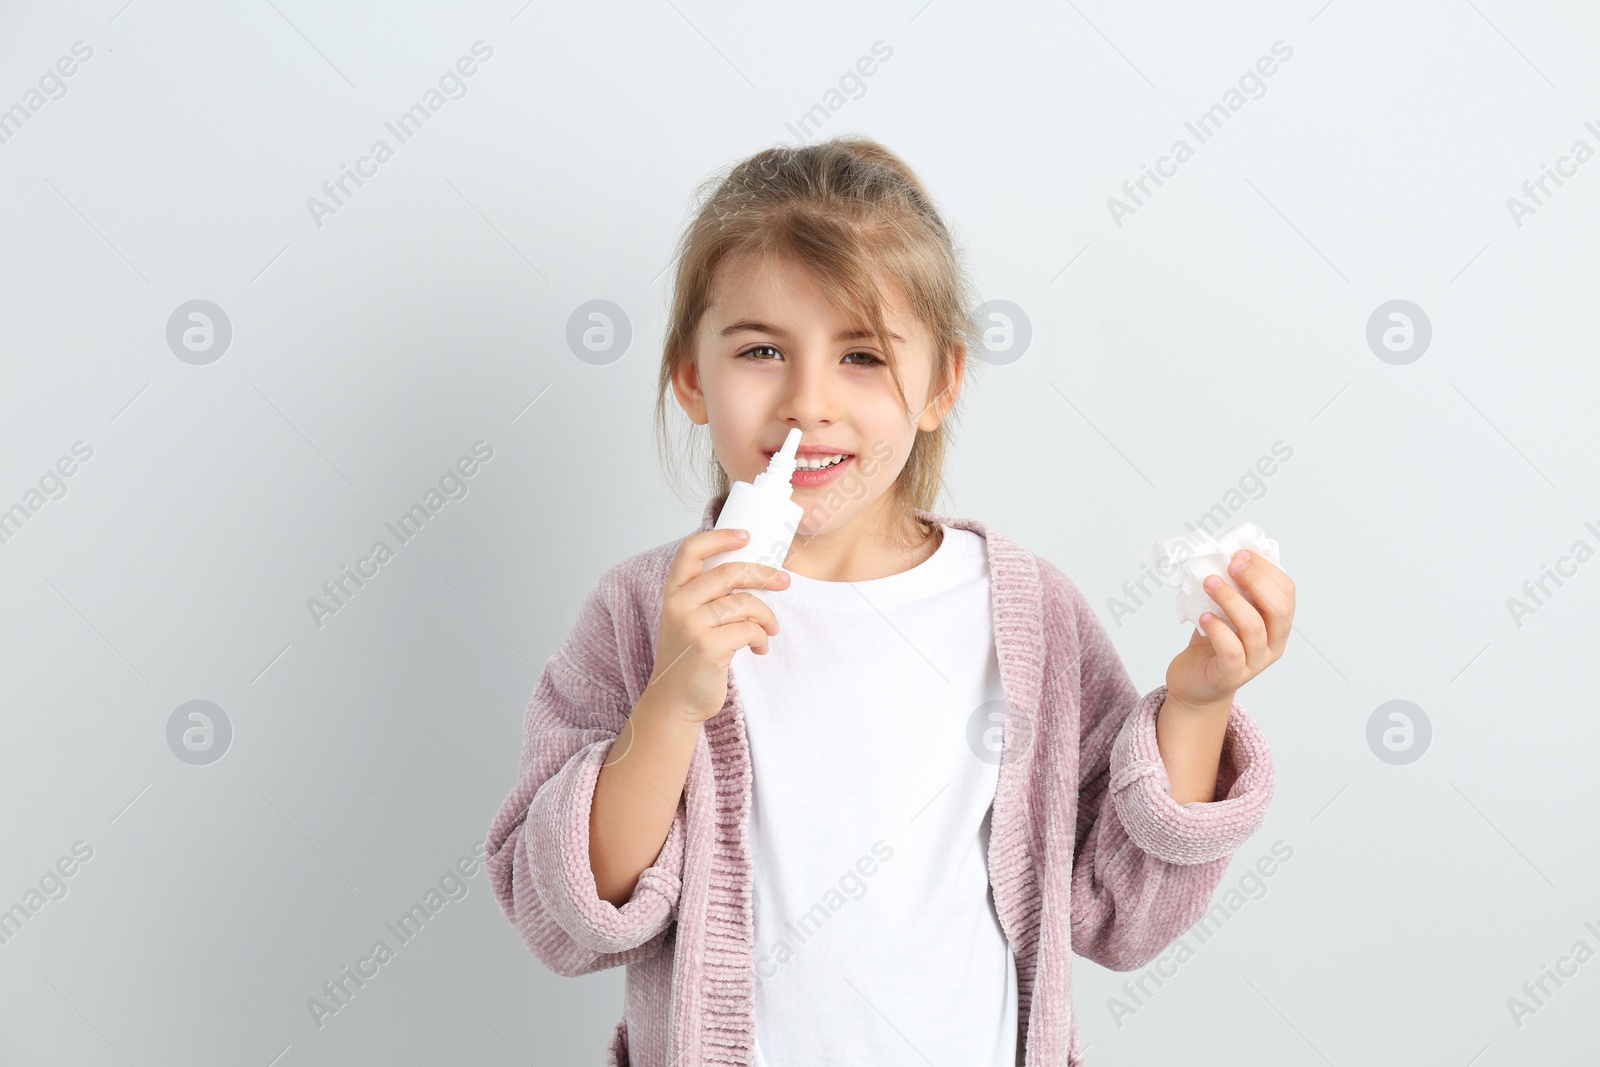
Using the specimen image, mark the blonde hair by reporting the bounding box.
[653,135,983,542]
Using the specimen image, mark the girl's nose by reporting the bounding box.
[776,354,839,425]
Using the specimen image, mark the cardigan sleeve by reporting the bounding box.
[1051,566,1275,972]
[483,577,688,977]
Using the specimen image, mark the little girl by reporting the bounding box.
[485,136,1295,1067]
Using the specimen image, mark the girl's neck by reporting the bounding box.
[781,495,942,583]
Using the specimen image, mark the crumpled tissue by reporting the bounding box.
[1144,523,1282,635]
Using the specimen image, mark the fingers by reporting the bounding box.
[690,558,791,606]
[1197,607,1251,692]
[704,587,780,635]
[662,530,790,666]
[669,611,774,674]
[706,611,776,657]
[1196,607,1248,682]
[1234,553,1293,609]
[1226,551,1295,654]
[668,529,792,606]
[666,528,754,592]
[1202,574,1267,676]
[741,618,773,656]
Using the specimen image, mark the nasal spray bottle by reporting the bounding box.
[703,427,804,604]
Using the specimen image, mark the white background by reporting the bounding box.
[1,0,1596,1064]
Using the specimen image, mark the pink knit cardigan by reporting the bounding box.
[485,501,1275,1066]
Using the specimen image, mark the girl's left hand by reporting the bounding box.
[1165,550,1295,711]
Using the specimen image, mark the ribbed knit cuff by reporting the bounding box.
[527,736,687,953]
[1107,685,1274,866]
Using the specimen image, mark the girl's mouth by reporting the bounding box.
[765,449,854,488]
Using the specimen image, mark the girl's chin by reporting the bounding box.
[792,496,871,539]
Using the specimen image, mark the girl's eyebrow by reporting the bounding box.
[719,319,904,344]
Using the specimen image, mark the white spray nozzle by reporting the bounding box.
[753,427,803,494]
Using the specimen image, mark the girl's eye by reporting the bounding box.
[843,350,886,367]
[737,344,885,367]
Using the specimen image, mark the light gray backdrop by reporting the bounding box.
[2,0,1596,1064]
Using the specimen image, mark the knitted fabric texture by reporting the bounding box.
[485,501,1275,1066]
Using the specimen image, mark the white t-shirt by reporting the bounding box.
[729,523,1019,1067]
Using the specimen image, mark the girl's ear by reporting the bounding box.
[670,351,710,426]
[916,344,965,431]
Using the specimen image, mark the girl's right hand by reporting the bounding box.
[646,528,790,725]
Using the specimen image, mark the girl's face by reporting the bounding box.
[672,251,960,539]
